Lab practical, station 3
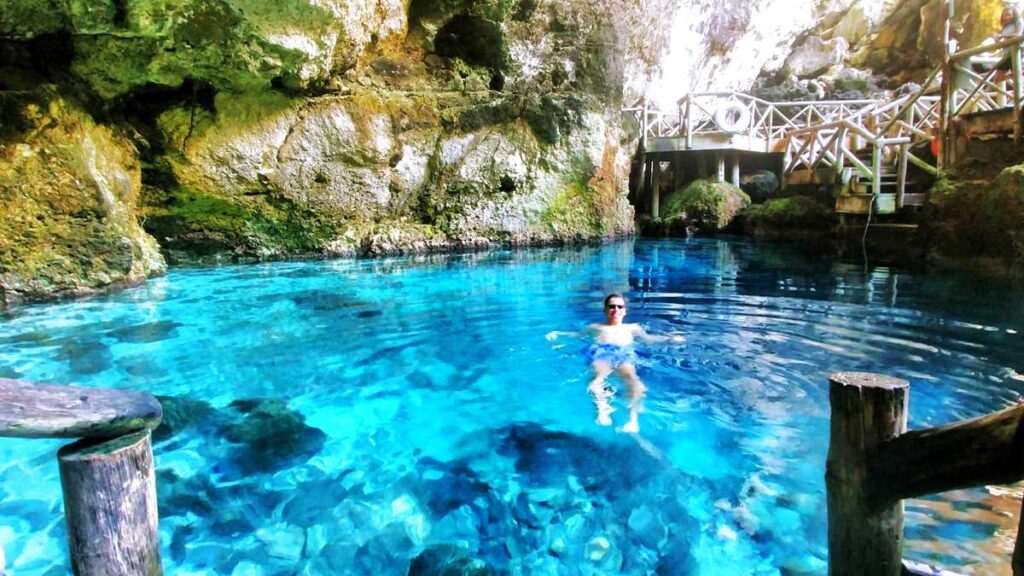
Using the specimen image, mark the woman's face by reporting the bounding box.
[1002,9,1014,26]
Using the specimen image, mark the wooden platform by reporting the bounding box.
[650,134,772,153]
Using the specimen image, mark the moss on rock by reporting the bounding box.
[0,89,164,303]
[541,182,600,237]
[925,168,1024,262]
[743,196,835,237]
[662,179,750,233]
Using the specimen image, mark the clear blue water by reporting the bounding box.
[1,238,1023,575]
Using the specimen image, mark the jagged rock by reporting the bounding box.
[153,395,221,442]
[0,89,165,304]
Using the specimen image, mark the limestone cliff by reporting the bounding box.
[0,0,1008,302]
[0,0,677,302]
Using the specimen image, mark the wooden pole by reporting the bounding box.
[651,159,661,219]
[869,401,1024,501]
[896,144,907,209]
[1014,496,1024,575]
[1013,43,1022,144]
[826,372,909,576]
[59,431,162,576]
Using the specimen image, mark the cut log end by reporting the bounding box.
[830,371,909,391]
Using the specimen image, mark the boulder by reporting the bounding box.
[222,398,327,473]
[739,170,779,203]
[925,169,1024,261]
[662,179,751,234]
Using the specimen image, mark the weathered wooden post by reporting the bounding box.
[0,378,163,575]
[60,431,161,576]
[826,372,909,576]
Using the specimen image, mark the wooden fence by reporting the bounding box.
[0,378,164,575]
[827,372,1024,575]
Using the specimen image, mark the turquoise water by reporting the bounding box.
[1,238,1023,575]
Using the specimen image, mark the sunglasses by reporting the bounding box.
[606,304,625,310]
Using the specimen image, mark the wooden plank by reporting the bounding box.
[0,378,162,439]
[826,372,908,576]
[868,402,1024,503]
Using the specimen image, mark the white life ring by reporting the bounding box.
[713,102,751,134]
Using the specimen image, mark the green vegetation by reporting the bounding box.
[744,196,835,229]
[926,167,1024,262]
[662,179,750,231]
[541,181,600,237]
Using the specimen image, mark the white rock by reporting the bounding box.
[586,535,611,562]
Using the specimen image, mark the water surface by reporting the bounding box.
[1,238,1022,574]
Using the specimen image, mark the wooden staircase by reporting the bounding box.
[835,146,931,216]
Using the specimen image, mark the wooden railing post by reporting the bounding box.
[1013,43,1022,144]
[0,379,163,575]
[826,372,909,576]
[60,431,161,576]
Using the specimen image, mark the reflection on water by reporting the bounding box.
[0,237,1022,575]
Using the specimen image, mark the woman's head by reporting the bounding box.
[1002,6,1021,26]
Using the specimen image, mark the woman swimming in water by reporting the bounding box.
[547,293,682,433]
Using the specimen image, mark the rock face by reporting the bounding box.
[0,0,677,300]
[1,0,1008,301]
[0,89,165,303]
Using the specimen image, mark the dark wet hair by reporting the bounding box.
[604,293,626,308]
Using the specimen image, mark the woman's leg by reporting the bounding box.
[589,361,615,425]
[615,363,647,432]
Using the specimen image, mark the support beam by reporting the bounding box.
[730,152,740,186]
[826,372,908,576]
[715,152,725,182]
[868,401,1024,502]
[651,160,661,219]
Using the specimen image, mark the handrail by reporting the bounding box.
[826,372,1024,575]
[950,34,1024,61]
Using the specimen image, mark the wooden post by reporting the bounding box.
[1013,43,1022,144]
[715,152,725,182]
[826,372,909,576]
[651,159,661,219]
[731,152,740,186]
[643,159,654,214]
[896,144,908,209]
[59,431,162,576]
[872,145,882,198]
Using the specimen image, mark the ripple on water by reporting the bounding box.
[1,239,1023,573]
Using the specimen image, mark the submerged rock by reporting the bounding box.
[222,398,327,473]
[408,544,496,576]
